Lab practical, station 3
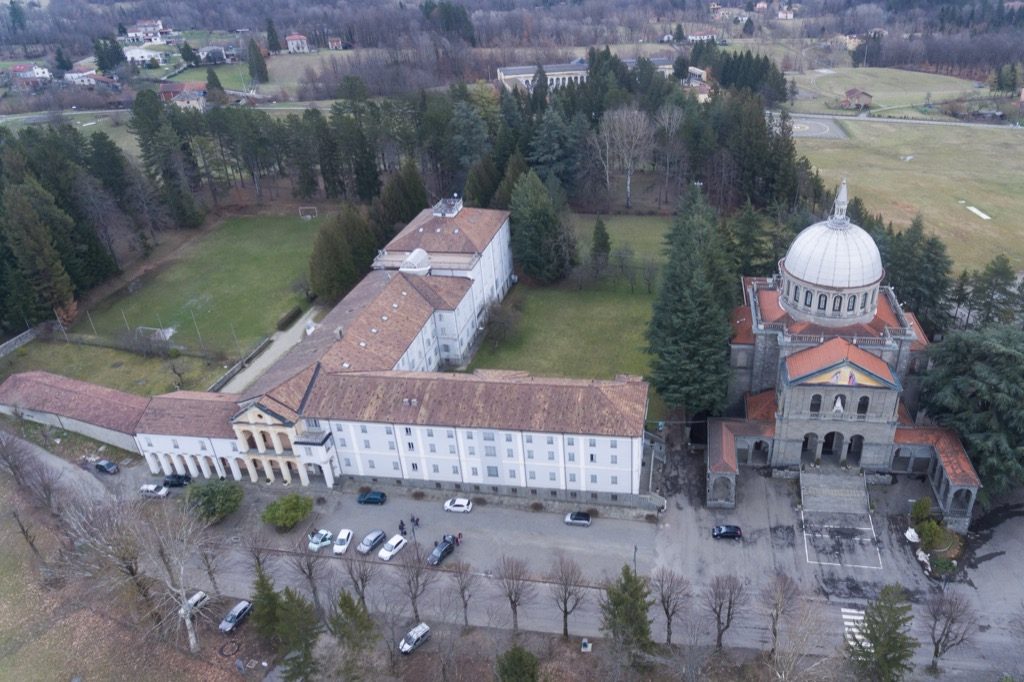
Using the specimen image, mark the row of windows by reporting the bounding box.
[348,425,615,449]
[785,281,876,313]
[809,394,870,415]
[342,457,619,486]
[146,437,229,453]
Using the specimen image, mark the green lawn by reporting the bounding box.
[796,120,1024,271]
[72,215,321,357]
[0,341,225,395]
[171,62,253,91]
[570,213,672,263]
[791,67,990,117]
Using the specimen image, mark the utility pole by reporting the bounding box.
[190,310,206,353]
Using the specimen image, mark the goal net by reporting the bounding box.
[298,206,319,220]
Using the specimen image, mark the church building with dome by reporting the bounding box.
[709,181,981,532]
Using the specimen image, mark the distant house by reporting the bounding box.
[840,88,872,109]
[327,36,344,50]
[755,1,768,10]
[124,47,168,67]
[158,81,205,103]
[687,81,712,103]
[688,66,708,83]
[286,33,310,54]
[778,9,795,19]
[172,89,206,111]
[124,19,173,45]
[64,68,97,86]
[688,33,718,44]
[91,74,122,92]
[10,63,52,91]
[498,57,673,92]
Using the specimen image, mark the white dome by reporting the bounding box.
[781,181,882,290]
[782,220,883,289]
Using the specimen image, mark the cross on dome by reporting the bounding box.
[829,178,849,228]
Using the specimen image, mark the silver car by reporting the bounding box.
[356,529,387,555]
[219,600,252,633]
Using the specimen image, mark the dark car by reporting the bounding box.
[712,525,742,539]
[218,600,252,633]
[94,459,119,475]
[163,473,193,487]
[357,490,387,505]
[427,535,456,566]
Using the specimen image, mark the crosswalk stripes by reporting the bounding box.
[841,607,870,649]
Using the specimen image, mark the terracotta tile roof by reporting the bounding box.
[260,364,319,420]
[708,419,775,474]
[731,305,754,344]
[894,427,981,487]
[300,370,649,437]
[785,337,895,385]
[404,275,472,310]
[755,286,906,340]
[319,273,458,372]
[136,391,239,439]
[0,371,149,435]
[745,390,777,421]
[386,208,509,255]
[902,311,930,351]
[897,401,914,425]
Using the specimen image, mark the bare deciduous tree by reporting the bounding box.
[604,106,655,208]
[654,104,684,205]
[588,123,614,191]
[925,590,977,671]
[0,430,31,487]
[23,457,66,516]
[650,566,690,645]
[642,257,659,293]
[703,574,749,650]
[759,571,800,655]
[613,244,635,279]
[11,508,41,557]
[547,555,587,638]
[769,599,844,682]
[494,554,535,634]
[396,542,436,621]
[447,560,477,628]
[378,589,409,675]
[343,554,381,609]
[287,540,329,618]
[243,527,273,574]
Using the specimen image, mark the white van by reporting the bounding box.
[179,591,209,618]
[399,622,430,654]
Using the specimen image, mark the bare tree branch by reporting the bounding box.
[342,554,381,609]
[0,430,32,487]
[926,590,977,672]
[287,540,329,619]
[447,560,477,629]
[703,574,749,650]
[759,571,800,656]
[494,554,535,634]
[396,542,437,622]
[547,555,587,638]
[650,566,690,645]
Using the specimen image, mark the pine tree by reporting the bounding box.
[179,42,200,67]
[206,67,224,94]
[276,587,323,682]
[509,170,575,283]
[329,590,377,678]
[369,158,427,244]
[527,107,569,185]
[726,201,773,276]
[449,100,490,171]
[463,155,500,208]
[884,215,952,336]
[339,204,376,272]
[247,38,269,84]
[529,65,549,118]
[970,254,1017,327]
[251,567,281,645]
[54,47,72,72]
[309,215,358,302]
[88,131,130,201]
[303,109,343,198]
[491,149,528,210]
[285,114,318,199]
[847,584,918,682]
[600,565,655,666]
[266,18,282,54]
[590,217,611,275]
[647,189,734,416]
[8,0,26,33]
[351,125,380,202]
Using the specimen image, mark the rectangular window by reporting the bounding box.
[548,451,554,460]
[427,429,434,438]
[568,437,575,446]
[429,444,436,453]
[172,439,179,449]
[509,469,516,478]
[506,448,514,457]
[308,418,320,428]
[590,474,597,483]
[469,446,476,456]
[447,430,454,439]
[611,476,618,485]
[589,438,596,447]
[393,461,400,470]
[568,452,575,462]
[569,473,576,482]
[231,442,238,452]
[386,427,393,435]
[610,439,617,449]
[549,472,556,481]
[449,445,456,454]
[407,442,415,451]
[529,471,536,480]
[525,435,533,444]
[610,455,618,464]
[304,447,311,456]
[360,425,367,434]
[432,464,439,473]
[484,431,495,441]
[197,442,205,453]
[363,440,370,449]
[368,459,375,469]
[546,435,554,445]
[505,434,512,442]
[487,466,498,478]
[527,450,534,459]
[145,438,152,447]
[339,438,347,448]
[589,453,596,463]
[411,462,418,471]
[452,465,459,474]
[344,458,351,466]
[388,442,396,451]
[485,446,496,457]
[471,467,478,476]
[404,427,412,436]
[466,431,473,440]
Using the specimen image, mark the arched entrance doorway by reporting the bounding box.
[822,431,845,463]
[846,435,864,467]
[800,433,818,466]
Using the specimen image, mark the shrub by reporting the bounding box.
[585,508,600,518]
[411,490,425,500]
[261,493,314,531]
[529,502,544,512]
[916,519,943,551]
[186,480,244,523]
[358,485,371,493]
[910,497,932,525]
[276,305,303,331]
[497,645,538,682]
[471,496,487,506]
[931,557,956,576]
[645,513,658,524]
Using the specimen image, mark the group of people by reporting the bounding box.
[399,515,421,536]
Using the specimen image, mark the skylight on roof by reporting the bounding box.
[359,341,367,347]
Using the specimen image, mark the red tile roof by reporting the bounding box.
[708,419,774,474]
[730,305,754,344]
[903,311,930,351]
[754,286,920,344]
[0,371,149,435]
[745,390,777,421]
[785,337,895,384]
[894,427,981,487]
[136,391,240,438]
[387,208,509,255]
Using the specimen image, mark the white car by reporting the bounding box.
[377,534,408,561]
[333,528,353,555]
[139,484,169,498]
[443,497,473,513]
[307,529,334,552]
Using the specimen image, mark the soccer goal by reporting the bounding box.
[298,206,319,221]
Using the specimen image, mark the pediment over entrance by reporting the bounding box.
[232,400,295,427]
[795,362,893,389]
[784,337,898,390]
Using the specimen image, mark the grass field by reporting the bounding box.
[791,67,990,117]
[796,120,1024,270]
[171,62,254,92]
[0,341,225,395]
[72,215,321,357]
[570,213,672,263]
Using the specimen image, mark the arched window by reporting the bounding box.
[832,296,843,312]
[785,281,791,298]
[857,396,869,415]
[818,294,827,310]
[871,289,877,304]
[861,292,868,309]
[810,394,822,413]
[832,394,846,413]
[847,295,856,311]
[804,290,812,307]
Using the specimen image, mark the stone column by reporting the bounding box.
[279,460,292,484]
[228,458,243,481]
[243,458,260,483]
[254,431,267,454]
[297,463,310,486]
[261,458,275,483]
[143,452,161,474]
[183,454,200,478]
[158,453,174,475]
[321,464,335,487]
[813,437,824,464]
[172,453,187,475]
[197,456,212,479]
[270,431,284,454]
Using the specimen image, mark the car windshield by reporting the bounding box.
[385,542,396,551]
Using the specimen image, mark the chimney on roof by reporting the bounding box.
[432,194,463,218]
[403,398,410,406]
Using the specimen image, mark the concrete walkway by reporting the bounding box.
[2,430,112,501]
[220,306,322,395]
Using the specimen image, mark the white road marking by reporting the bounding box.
[966,206,991,220]
[842,607,870,649]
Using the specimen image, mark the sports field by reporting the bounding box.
[796,120,1024,270]
[72,215,321,357]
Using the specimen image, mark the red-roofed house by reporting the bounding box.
[286,33,309,53]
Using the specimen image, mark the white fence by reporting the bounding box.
[0,329,37,359]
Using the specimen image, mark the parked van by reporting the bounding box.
[399,622,431,654]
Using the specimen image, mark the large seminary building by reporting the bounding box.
[0,199,654,506]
